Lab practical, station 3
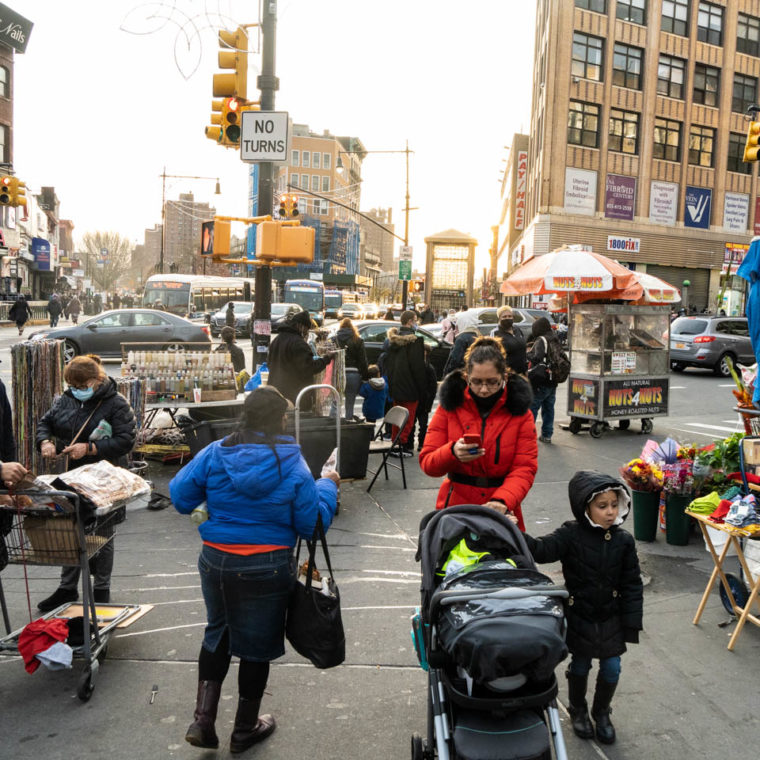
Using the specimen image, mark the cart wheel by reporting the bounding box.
[641,418,654,434]
[77,667,95,702]
[568,417,582,435]
[719,573,749,615]
[617,419,631,431]
[589,421,605,439]
[411,733,424,760]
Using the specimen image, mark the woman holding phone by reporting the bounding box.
[419,337,537,530]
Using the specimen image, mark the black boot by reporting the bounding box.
[37,587,78,613]
[591,678,618,745]
[185,681,222,749]
[229,697,276,754]
[566,671,594,739]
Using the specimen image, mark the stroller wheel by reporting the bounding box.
[411,733,425,760]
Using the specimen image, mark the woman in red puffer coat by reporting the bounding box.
[419,337,537,530]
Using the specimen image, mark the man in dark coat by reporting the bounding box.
[523,470,643,745]
[419,304,435,324]
[225,301,236,328]
[47,293,63,328]
[267,310,334,405]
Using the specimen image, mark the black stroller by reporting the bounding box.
[411,505,569,760]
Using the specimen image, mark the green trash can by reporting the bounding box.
[631,489,660,542]
[665,493,692,546]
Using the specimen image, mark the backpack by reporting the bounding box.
[546,336,571,384]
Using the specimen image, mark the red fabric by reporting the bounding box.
[418,386,537,531]
[709,500,733,523]
[392,401,418,444]
[17,617,70,674]
[727,471,760,485]
[203,542,288,555]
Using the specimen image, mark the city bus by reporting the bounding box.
[283,279,325,325]
[324,289,343,320]
[142,274,261,317]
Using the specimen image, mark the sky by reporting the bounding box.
[13,0,536,272]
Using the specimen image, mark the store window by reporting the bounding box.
[572,32,604,82]
[693,63,720,107]
[662,0,689,37]
[733,74,757,115]
[688,125,715,167]
[697,2,723,46]
[737,13,760,57]
[653,117,681,161]
[727,133,752,175]
[657,54,686,99]
[616,0,646,25]
[575,0,606,11]
[609,109,639,154]
[612,43,643,89]
[291,150,299,167]
[568,100,600,148]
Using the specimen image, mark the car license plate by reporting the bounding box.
[674,342,686,349]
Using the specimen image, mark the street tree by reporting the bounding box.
[79,231,133,292]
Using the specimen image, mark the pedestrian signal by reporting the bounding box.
[200,219,231,258]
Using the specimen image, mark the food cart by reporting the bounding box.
[566,303,671,438]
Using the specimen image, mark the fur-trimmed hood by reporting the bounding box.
[387,327,420,348]
[439,370,533,416]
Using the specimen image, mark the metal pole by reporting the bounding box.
[252,1,279,371]
[159,167,166,274]
[401,140,410,310]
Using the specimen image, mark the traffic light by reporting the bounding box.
[279,196,288,218]
[222,96,243,145]
[205,99,225,143]
[256,221,315,262]
[0,176,11,205]
[744,120,760,162]
[10,178,26,207]
[200,219,231,258]
[411,279,424,293]
[278,194,299,218]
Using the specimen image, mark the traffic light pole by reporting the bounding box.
[252,2,279,371]
[401,141,410,310]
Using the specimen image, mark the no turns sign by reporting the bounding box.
[240,111,289,163]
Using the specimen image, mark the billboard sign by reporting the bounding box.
[604,174,636,221]
[649,181,678,226]
[564,168,597,215]
[723,192,749,232]
[684,186,712,229]
[515,151,527,230]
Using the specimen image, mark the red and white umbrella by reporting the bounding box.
[620,271,681,304]
[501,246,640,297]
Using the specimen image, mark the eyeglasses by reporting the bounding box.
[468,378,502,390]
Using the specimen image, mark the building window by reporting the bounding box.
[657,54,686,99]
[0,125,6,164]
[612,43,643,89]
[572,32,604,82]
[737,13,760,57]
[732,74,757,114]
[653,117,682,161]
[609,109,639,154]
[728,133,752,174]
[301,151,310,168]
[312,152,320,169]
[697,2,723,46]
[568,100,600,147]
[688,125,715,167]
[575,0,606,11]
[311,175,319,191]
[0,66,7,99]
[617,0,646,25]
[291,150,299,167]
[662,0,689,36]
[323,153,331,169]
[321,176,330,192]
[290,173,299,188]
[693,63,720,107]
[313,199,329,216]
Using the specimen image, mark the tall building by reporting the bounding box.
[505,0,760,313]
[163,192,215,274]
[359,207,395,281]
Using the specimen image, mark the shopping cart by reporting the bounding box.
[0,489,137,701]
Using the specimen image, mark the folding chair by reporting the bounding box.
[366,405,410,493]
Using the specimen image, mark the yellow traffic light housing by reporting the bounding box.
[0,176,11,205]
[200,219,231,258]
[744,120,760,162]
[205,99,225,143]
[222,97,243,145]
[279,197,288,218]
[10,178,26,207]
[256,221,315,262]
[213,27,248,100]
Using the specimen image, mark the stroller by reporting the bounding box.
[411,505,569,760]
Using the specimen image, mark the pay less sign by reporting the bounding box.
[569,377,669,419]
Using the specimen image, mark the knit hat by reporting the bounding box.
[289,310,311,328]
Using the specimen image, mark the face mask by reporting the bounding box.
[71,386,94,401]
[500,318,514,330]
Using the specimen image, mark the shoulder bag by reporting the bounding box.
[286,514,346,669]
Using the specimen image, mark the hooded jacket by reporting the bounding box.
[268,323,332,403]
[419,371,537,530]
[382,326,426,402]
[36,377,136,467]
[335,326,369,379]
[169,432,338,546]
[359,376,388,421]
[8,298,31,324]
[522,470,643,659]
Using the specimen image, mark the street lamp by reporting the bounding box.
[159,168,222,274]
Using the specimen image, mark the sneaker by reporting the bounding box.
[93,588,110,604]
[539,435,553,444]
[390,448,414,458]
[37,587,78,612]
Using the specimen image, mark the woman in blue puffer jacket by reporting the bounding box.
[170,386,339,754]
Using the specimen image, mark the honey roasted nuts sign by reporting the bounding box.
[602,377,669,418]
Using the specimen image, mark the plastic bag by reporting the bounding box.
[244,362,268,392]
[89,419,112,440]
[320,448,338,478]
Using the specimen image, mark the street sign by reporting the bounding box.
[399,245,413,261]
[240,111,289,163]
[399,260,412,281]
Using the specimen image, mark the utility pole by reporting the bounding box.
[252,1,278,371]
[401,140,411,310]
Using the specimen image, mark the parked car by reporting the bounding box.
[329,320,452,379]
[441,307,560,342]
[29,309,211,363]
[338,303,365,320]
[209,301,254,337]
[670,315,754,376]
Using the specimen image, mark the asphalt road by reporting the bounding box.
[1,325,759,759]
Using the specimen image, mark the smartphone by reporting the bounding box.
[463,434,481,446]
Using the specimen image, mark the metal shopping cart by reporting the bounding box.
[0,489,138,701]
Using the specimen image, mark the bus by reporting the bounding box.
[283,279,325,325]
[324,289,343,320]
[142,274,261,317]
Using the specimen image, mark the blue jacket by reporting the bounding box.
[170,433,338,546]
[359,378,388,421]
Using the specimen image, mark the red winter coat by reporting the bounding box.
[419,371,537,531]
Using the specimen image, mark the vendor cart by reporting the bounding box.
[566,303,671,438]
[0,489,139,701]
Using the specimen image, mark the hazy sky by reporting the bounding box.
[14,0,536,270]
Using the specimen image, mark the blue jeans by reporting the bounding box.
[530,384,556,438]
[568,655,621,684]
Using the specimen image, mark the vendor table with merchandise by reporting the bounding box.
[688,511,760,651]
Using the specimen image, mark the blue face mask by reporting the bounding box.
[71,386,95,401]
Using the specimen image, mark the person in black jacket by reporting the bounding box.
[412,346,438,450]
[523,470,643,746]
[527,316,559,443]
[0,377,26,487]
[225,302,236,328]
[442,324,480,375]
[9,294,32,336]
[491,305,527,376]
[335,318,369,419]
[36,354,137,612]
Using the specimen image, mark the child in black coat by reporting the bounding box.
[522,470,643,745]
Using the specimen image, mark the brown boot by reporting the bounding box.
[229,697,276,754]
[185,680,222,749]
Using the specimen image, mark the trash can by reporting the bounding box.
[631,490,660,542]
[665,493,692,546]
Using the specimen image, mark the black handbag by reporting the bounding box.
[286,515,345,669]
